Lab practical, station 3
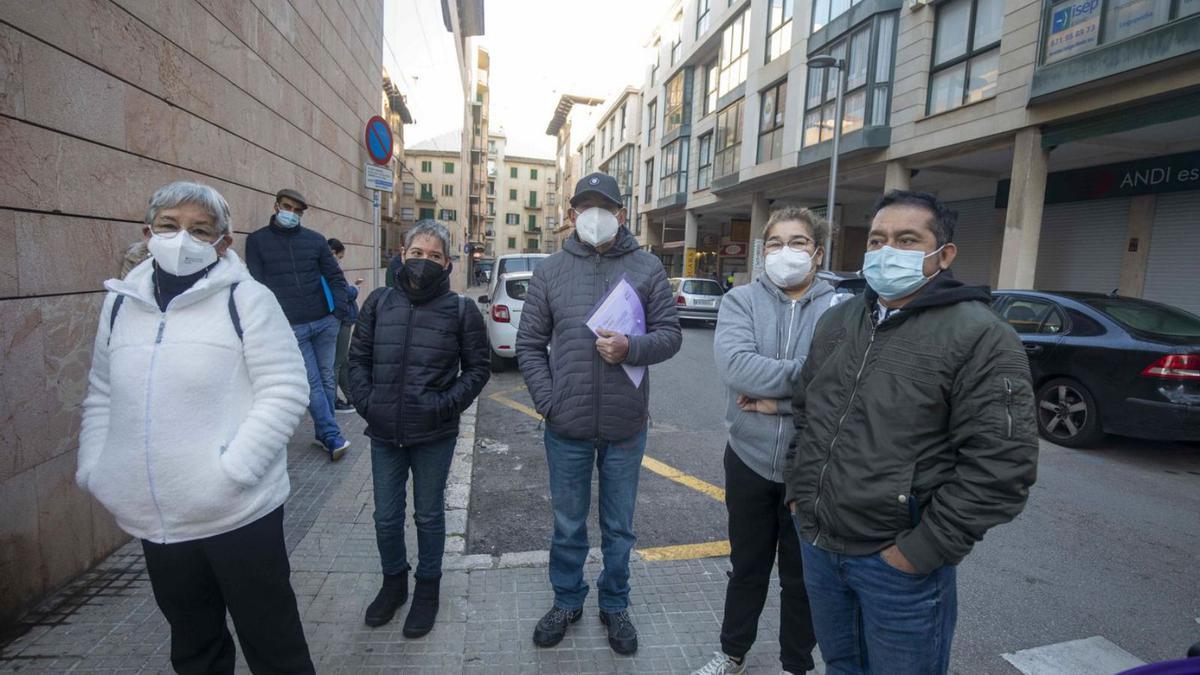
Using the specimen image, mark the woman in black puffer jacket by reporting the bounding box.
[346,220,489,638]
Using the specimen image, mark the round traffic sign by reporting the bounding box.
[364,116,393,165]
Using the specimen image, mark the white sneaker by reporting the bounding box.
[692,652,746,675]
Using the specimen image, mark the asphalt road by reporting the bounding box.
[467,321,1200,672]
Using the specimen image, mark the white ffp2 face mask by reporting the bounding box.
[764,248,815,289]
[575,207,619,247]
[148,231,221,276]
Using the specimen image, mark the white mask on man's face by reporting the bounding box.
[575,207,619,247]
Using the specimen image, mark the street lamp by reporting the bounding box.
[807,55,846,271]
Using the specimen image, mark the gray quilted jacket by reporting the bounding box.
[516,228,682,442]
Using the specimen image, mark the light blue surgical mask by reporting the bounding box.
[276,210,301,228]
[862,245,945,301]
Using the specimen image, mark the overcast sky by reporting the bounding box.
[384,0,674,158]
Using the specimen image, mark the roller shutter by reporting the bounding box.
[1143,192,1200,315]
[1034,199,1128,294]
[947,198,1002,287]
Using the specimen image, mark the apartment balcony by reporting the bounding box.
[523,200,542,211]
[525,227,542,234]
[522,247,541,253]
[416,192,436,203]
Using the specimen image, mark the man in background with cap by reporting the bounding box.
[246,189,352,460]
[516,172,682,656]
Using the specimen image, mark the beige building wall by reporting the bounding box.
[0,0,383,625]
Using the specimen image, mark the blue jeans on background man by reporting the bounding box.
[799,539,958,675]
[544,426,647,613]
[371,438,457,580]
[292,314,345,449]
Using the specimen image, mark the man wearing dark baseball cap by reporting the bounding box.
[516,173,682,655]
[245,188,352,462]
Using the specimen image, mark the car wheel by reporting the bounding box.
[1036,378,1104,448]
[489,350,508,372]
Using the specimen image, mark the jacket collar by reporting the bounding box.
[106,249,251,311]
[562,227,640,258]
[755,273,835,307]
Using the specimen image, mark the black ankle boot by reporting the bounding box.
[402,576,440,638]
[364,572,408,627]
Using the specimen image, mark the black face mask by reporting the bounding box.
[402,258,448,290]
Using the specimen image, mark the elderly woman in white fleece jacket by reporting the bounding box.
[78,181,315,675]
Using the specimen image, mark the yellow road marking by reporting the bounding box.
[485,381,730,560]
[639,456,726,503]
[638,540,731,561]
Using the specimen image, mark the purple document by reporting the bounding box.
[585,278,647,388]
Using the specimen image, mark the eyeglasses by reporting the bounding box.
[764,237,815,254]
[151,223,219,243]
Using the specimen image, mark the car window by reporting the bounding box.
[1065,309,1105,337]
[1001,298,1063,335]
[1083,297,1200,338]
[505,278,529,302]
[682,280,723,296]
[498,257,545,276]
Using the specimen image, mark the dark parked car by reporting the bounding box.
[990,290,1200,447]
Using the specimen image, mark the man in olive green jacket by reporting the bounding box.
[784,190,1038,675]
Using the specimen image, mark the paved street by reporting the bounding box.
[1,320,1198,673]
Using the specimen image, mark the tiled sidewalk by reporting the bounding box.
[0,411,817,674]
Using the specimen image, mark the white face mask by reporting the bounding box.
[148,231,221,276]
[764,247,815,289]
[575,207,620,247]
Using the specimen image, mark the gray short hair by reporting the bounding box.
[405,220,452,257]
[144,181,232,234]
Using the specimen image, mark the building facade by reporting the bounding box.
[405,138,469,261]
[382,74,415,268]
[0,0,385,626]
[628,0,1200,311]
[574,88,650,249]
[544,94,605,252]
[488,133,557,257]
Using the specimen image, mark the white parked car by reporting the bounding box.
[478,271,533,371]
[669,277,725,325]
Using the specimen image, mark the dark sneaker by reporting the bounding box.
[335,399,355,414]
[364,573,408,627]
[325,437,350,462]
[532,606,582,648]
[599,610,638,655]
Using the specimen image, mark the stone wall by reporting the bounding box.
[0,0,384,626]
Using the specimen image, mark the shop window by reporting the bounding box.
[928,0,1002,114]
[758,81,787,163]
[1043,0,1197,63]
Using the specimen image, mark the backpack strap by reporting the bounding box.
[457,293,466,330]
[107,294,125,345]
[228,282,243,341]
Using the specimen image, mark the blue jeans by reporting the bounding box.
[292,315,342,445]
[371,438,457,580]
[544,427,646,612]
[799,539,958,675]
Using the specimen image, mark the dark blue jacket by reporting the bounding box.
[346,285,360,326]
[245,218,348,325]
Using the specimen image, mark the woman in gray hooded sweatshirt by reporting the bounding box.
[693,207,837,675]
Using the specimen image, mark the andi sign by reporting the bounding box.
[995,151,1200,207]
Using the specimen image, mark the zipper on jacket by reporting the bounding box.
[813,322,877,546]
[395,299,417,447]
[286,236,302,288]
[1004,377,1014,439]
[592,257,604,441]
[771,300,799,477]
[145,313,170,543]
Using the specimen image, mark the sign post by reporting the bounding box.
[364,116,394,288]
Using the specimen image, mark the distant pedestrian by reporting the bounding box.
[785,190,1038,674]
[117,240,150,279]
[78,181,314,674]
[517,172,682,656]
[693,207,833,675]
[347,220,490,637]
[245,189,352,461]
[327,238,361,414]
[725,273,735,290]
